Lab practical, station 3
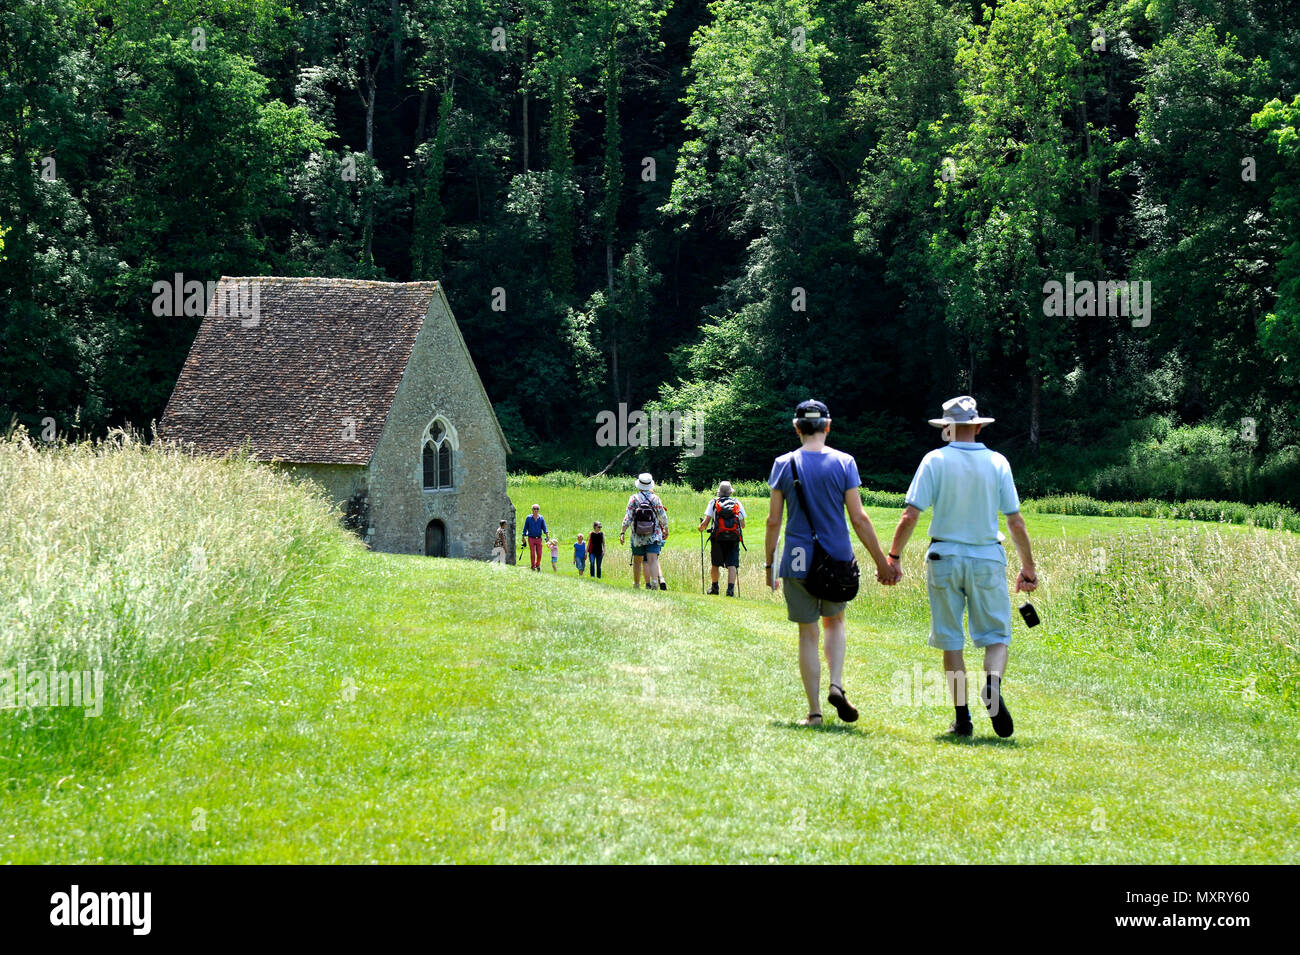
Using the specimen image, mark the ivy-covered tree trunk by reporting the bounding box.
[1030,371,1041,455]
[601,45,620,294]
[412,88,452,280]
[522,34,530,172]
[361,69,376,269]
[600,41,622,397]
[547,70,576,300]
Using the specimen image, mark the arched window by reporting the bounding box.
[421,416,456,490]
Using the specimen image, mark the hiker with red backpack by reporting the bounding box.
[620,472,669,590]
[699,481,746,596]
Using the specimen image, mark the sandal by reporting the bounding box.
[827,684,858,723]
[798,713,823,726]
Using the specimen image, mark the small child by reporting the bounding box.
[548,536,559,571]
[574,534,587,575]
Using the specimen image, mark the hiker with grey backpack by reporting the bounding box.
[699,481,746,596]
[620,473,669,590]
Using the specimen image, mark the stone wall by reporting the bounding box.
[277,463,373,546]
[366,288,515,560]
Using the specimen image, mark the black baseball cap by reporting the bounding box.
[795,398,830,419]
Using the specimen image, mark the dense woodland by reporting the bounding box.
[3,0,1299,502]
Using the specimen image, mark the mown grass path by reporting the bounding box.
[8,545,1296,863]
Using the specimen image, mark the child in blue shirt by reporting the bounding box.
[574,534,587,575]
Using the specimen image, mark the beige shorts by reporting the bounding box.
[782,576,848,624]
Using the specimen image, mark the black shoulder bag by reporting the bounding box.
[789,452,860,602]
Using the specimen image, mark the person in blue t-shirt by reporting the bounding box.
[886,396,1038,739]
[764,399,895,727]
[521,504,549,571]
[573,534,587,575]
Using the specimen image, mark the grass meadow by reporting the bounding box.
[1,444,1297,862]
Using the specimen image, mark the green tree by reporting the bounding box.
[664,0,834,388]
[0,0,105,429]
[1252,94,1300,418]
[852,0,971,403]
[1131,20,1279,435]
[932,0,1116,453]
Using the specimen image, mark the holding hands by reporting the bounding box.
[877,554,902,586]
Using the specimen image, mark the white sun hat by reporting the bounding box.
[635,472,655,492]
[928,395,995,428]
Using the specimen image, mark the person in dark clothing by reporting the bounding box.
[588,522,605,578]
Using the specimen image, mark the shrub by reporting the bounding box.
[1257,446,1300,507]
[1027,494,1300,532]
[512,470,699,494]
[1020,416,1300,507]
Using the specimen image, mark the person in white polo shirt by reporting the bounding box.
[885,396,1038,738]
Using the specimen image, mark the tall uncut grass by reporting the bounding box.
[0,430,355,776]
[850,527,1300,705]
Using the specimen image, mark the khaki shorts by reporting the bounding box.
[925,553,1012,650]
[782,576,847,623]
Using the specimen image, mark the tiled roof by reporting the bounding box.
[159,277,437,464]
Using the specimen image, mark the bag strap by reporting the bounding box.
[789,451,822,544]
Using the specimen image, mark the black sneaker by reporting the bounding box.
[982,682,1014,738]
[725,584,735,596]
[986,697,1014,738]
[947,719,974,737]
[659,580,667,591]
[708,582,719,595]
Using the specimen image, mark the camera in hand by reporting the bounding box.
[1018,602,1040,628]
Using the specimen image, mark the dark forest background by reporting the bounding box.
[3,0,1299,501]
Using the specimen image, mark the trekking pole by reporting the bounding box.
[699,530,705,594]
[737,531,743,598]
